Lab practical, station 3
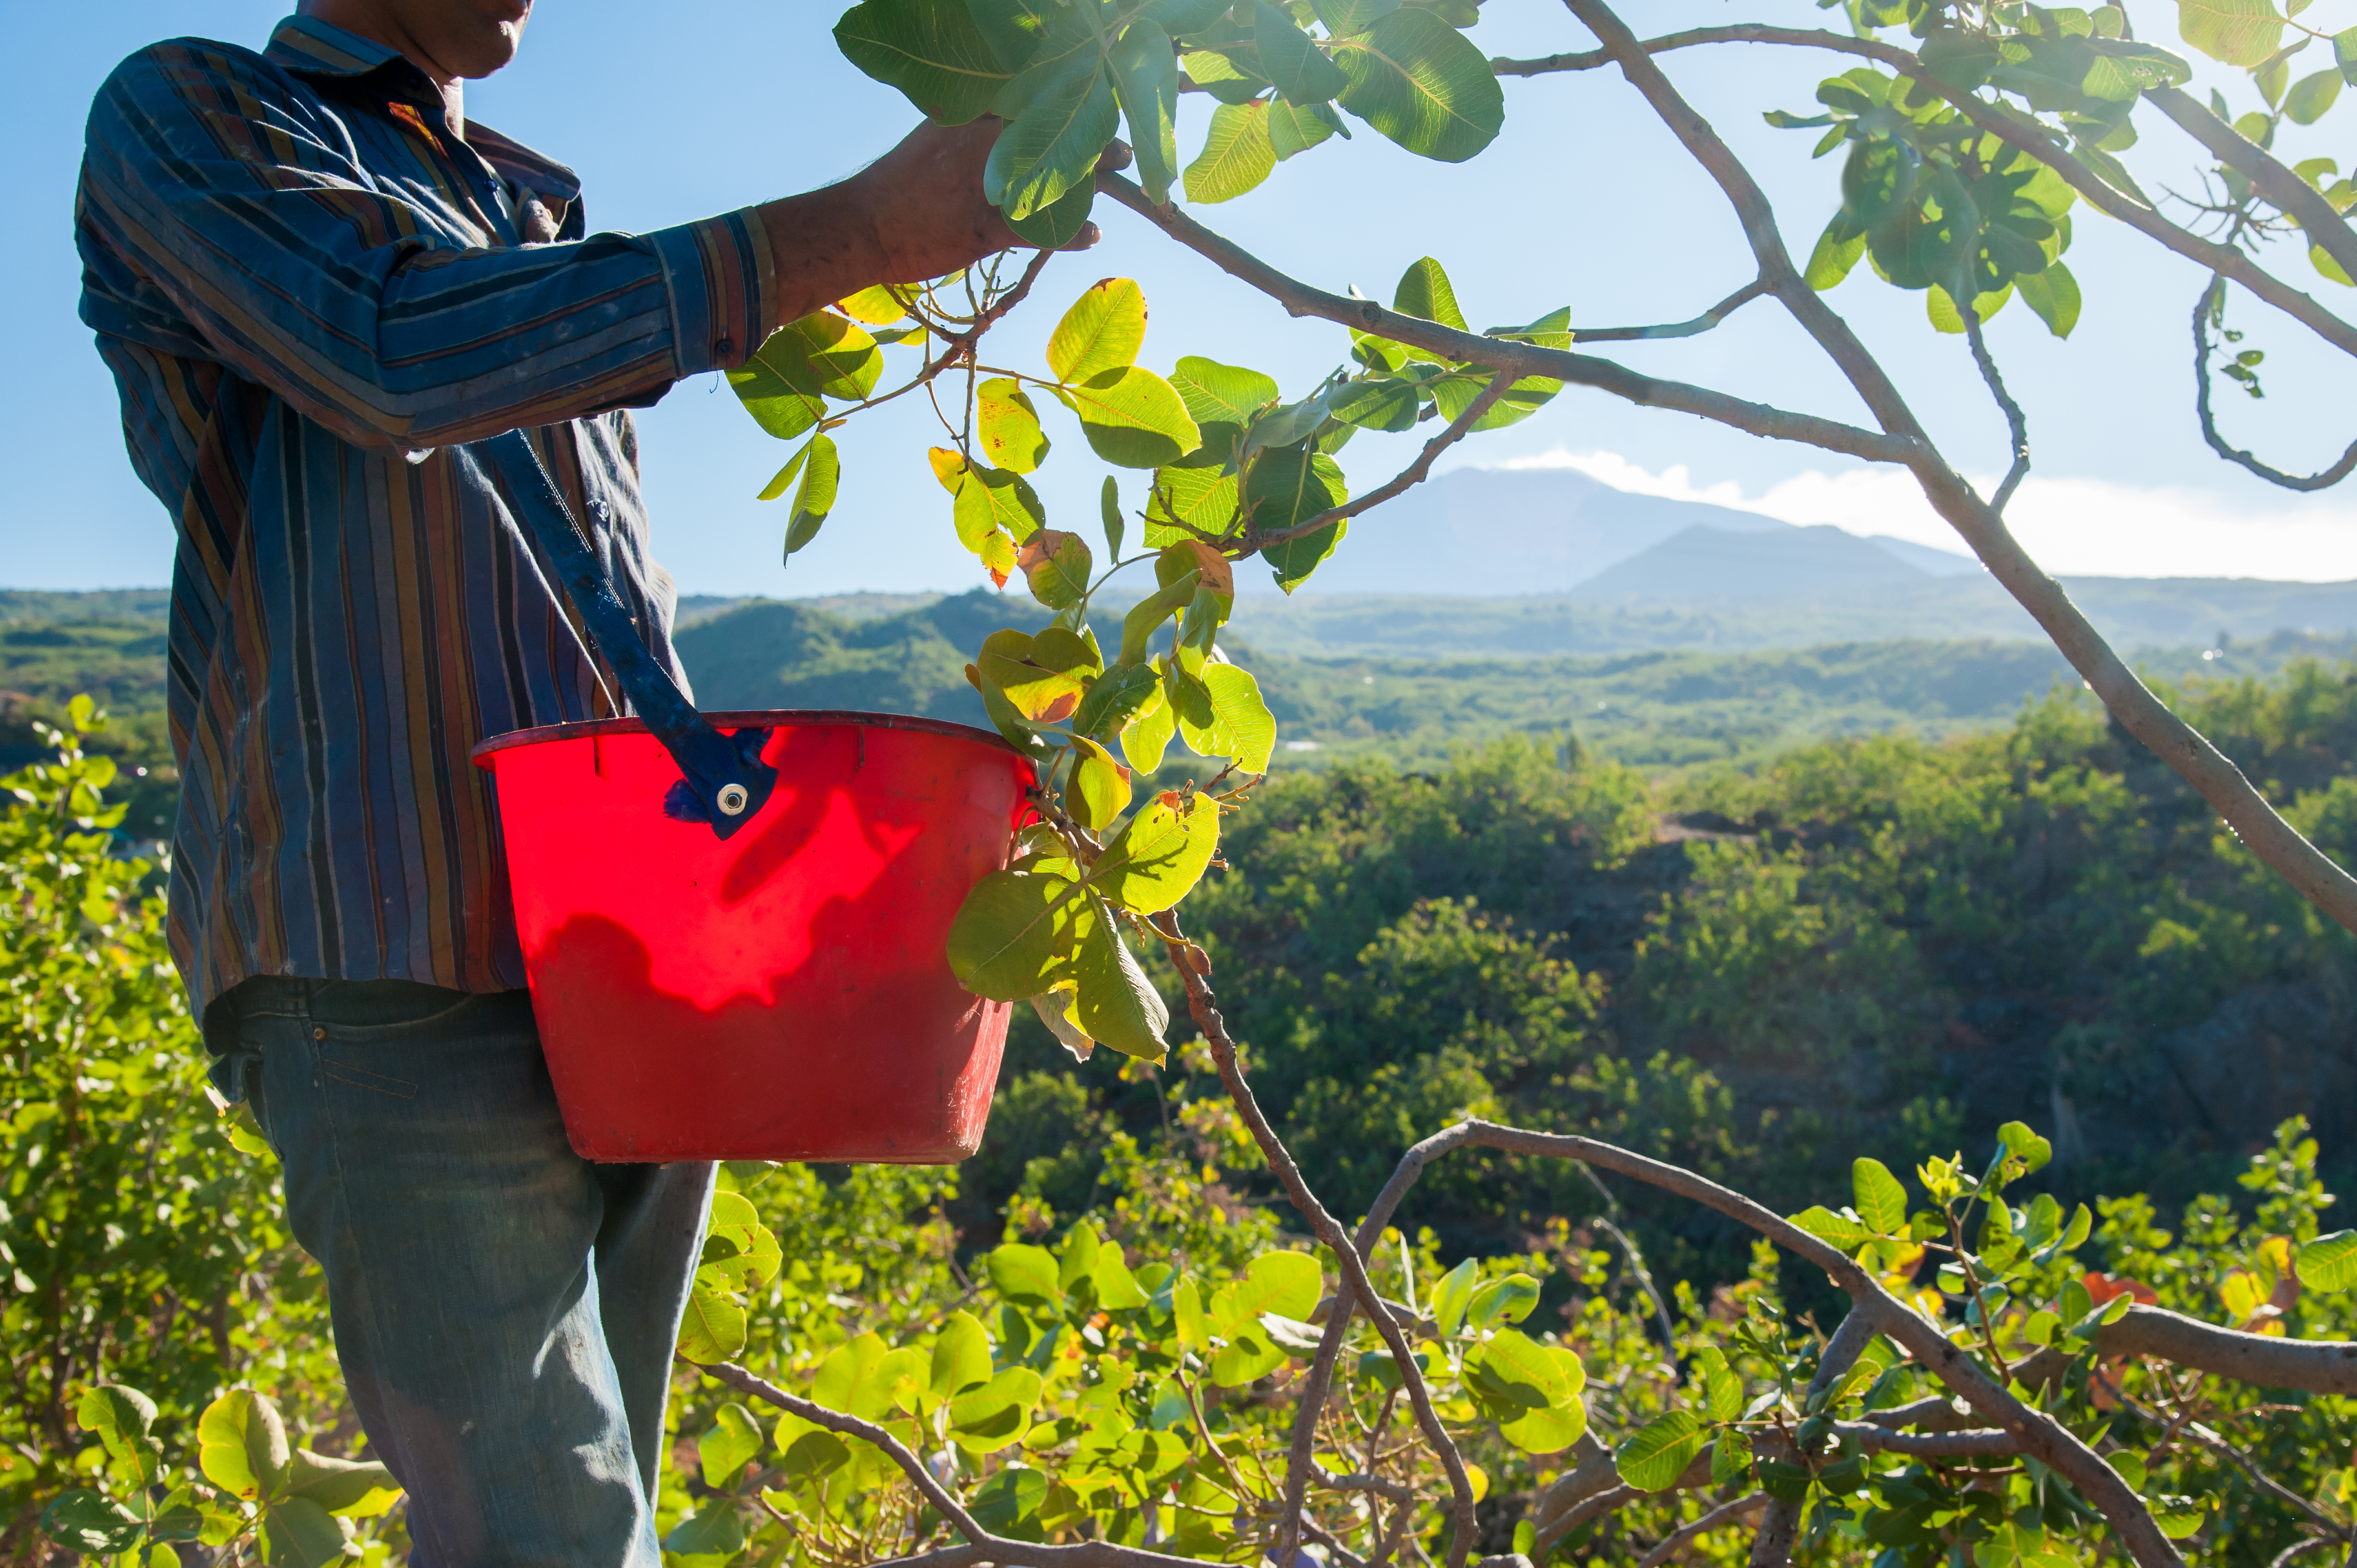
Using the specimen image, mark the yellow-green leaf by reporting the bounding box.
[1071,893,1169,1061]
[198,1389,290,1502]
[1048,279,1150,385]
[1061,367,1203,469]
[1069,736,1133,831]
[1093,790,1220,912]
[946,870,1086,1000]
[1185,100,1277,203]
[979,377,1052,473]
[677,1280,748,1364]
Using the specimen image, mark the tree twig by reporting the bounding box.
[1146,908,1481,1568]
[1239,375,1510,553]
[2192,278,2357,491]
[1636,1493,1769,1568]
[1962,305,2031,514]
[2144,86,2357,290]
[1573,276,1772,342]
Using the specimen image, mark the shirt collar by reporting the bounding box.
[263,16,580,204]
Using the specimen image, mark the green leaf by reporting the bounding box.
[1170,358,1280,427]
[1695,1347,1744,1423]
[2016,261,2082,337]
[1049,279,1150,385]
[2298,1229,2357,1290]
[1789,1205,1875,1250]
[199,1388,291,1502]
[1392,255,1469,329]
[1186,100,1279,202]
[949,1367,1046,1452]
[40,1492,147,1557]
[835,0,1012,123]
[930,1309,995,1399]
[756,440,812,503]
[259,1494,353,1568]
[1480,1331,1589,1453]
[987,47,1121,219]
[989,1242,1064,1304]
[78,1385,162,1488]
[1854,1158,1909,1235]
[698,1404,764,1489]
[1209,1325,1288,1386]
[978,626,1099,720]
[1071,893,1170,1060]
[1466,1272,1540,1330]
[283,1450,400,1518]
[1100,475,1126,558]
[1006,179,1099,249]
[1269,95,1344,159]
[2287,65,2344,121]
[1146,463,1242,544]
[2178,0,2286,67]
[2315,243,2357,285]
[1179,662,1277,773]
[974,1466,1050,1536]
[1615,1410,1707,1492]
[1994,1120,2053,1178]
[947,870,1085,1000]
[980,378,1053,474]
[663,1505,748,1564]
[1109,18,1182,203]
[813,1332,893,1419]
[1430,1256,1479,1336]
[782,434,840,559]
[1254,1,1350,101]
[1227,1251,1325,1327]
[2338,27,2357,85]
[952,463,1048,552]
[1094,789,1220,911]
[1121,679,1177,773]
[1074,659,1160,742]
[970,0,1056,66]
[1331,7,1502,162]
[1316,0,1402,36]
[1061,367,1204,468]
[1069,736,1134,831]
[677,1280,748,1363]
[729,314,883,439]
[1183,47,1275,104]
[1805,210,1869,290]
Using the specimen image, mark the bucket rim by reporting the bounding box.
[469,709,1029,769]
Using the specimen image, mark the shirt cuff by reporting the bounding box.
[645,209,776,378]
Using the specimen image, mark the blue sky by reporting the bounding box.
[11,0,2357,594]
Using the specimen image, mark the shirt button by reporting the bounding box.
[312,1027,327,1041]
[713,336,734,358]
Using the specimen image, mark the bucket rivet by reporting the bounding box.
[716,783,749,816]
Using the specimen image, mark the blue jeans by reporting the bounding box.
[211,978,714,1566]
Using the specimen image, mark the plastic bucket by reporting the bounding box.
[472,711,1036,1163]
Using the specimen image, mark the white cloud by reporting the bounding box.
[1478,448,2357,581]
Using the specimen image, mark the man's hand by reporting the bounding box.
[754,120,1129,336]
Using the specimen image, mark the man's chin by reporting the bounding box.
[458,24,524,79]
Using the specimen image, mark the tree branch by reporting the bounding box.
[2144,85,2357,291]
[1241,374,1510,554]
[1962,305,2032,514]
[1356,1117,2186,1568]
[2193,278,2357,490]
[1494,24,2357,360]
[1094,171,1922,467]
[1147,910,1481,1568]
[2097,1303,2357,1396]
[1751,1311,1875,1568]
[1636,1493,1769,1568]
[1563,0,2357,941]
[1573,276,1772,342]
[697,1360,1225,1568]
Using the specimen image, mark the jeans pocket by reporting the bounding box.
[312,982,490,1043]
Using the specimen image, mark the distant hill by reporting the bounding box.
[1261,465,1974,594]
[1574,523,1931,603]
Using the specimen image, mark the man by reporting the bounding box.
[76,2,1080,1561]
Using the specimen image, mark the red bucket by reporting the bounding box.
[472,711,1036,1163]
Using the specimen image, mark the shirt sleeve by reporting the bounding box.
[76,42,777,452]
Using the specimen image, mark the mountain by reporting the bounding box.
[1264,466,1974,594]
[1572,524,1932,603]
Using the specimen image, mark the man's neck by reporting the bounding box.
[300,1,467,139]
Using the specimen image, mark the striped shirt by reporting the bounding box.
[76,16,778,1022]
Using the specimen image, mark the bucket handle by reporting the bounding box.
[471,429,777,839]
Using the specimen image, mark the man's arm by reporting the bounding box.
[79,45,1037,454]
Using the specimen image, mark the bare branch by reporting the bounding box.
[1962,306,2031,514]
[1637,1493,1769,1568]
[1146,909,1482,1568]
[2144,86,2357,290]
[1562,0,2357,941]
[1573,276,1772,342]
[1838,1421,2020,1458]
[1534,1484,1640,1555]
[2193,278,2357,491]
[1094,171,1921,467]
[1752,1311,1875,1568]
[1358,1115,2187,1568]
[2098,1303,2357,1397]
[1241,374,1510,553]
